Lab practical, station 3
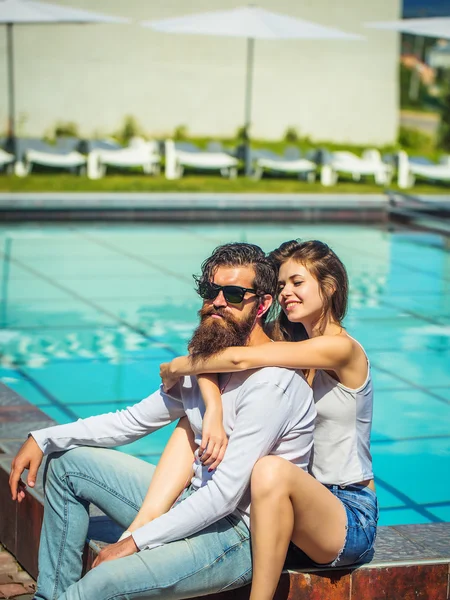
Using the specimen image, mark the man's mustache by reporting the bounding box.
[199,305,230,320]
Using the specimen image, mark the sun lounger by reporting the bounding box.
[87,137,161,179]
[55,136,82,153]
[206,141,225,153]
[320,149,392,186]
[165,140,238,179]
[253,146,317,181]
[14,138,86,176]
[397,150,450,188]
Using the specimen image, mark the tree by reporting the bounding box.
[438,86,450,151]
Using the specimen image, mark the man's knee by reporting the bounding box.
[44,447,95,486]
[44,451,69,486]
[251,455,290,500]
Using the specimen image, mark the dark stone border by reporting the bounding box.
[0,193,387,223]
[0,208,386,223]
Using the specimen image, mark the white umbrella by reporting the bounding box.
[142,5,363,174]
[0,0,131,152]
[365,17,450,39]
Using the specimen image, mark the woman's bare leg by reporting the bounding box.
[249,456,346,600]
[127,417,196,532]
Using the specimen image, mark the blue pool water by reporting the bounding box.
[0,222,449,526]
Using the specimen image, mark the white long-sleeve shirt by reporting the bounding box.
[31,367,315,551]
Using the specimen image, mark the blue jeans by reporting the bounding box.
[35,447,252,600]
[287,483,378,569]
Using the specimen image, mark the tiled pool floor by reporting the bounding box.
[0,223,449,526]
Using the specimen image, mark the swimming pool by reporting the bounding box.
[0,222,449,526]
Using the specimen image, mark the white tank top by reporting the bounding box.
[310,341,374,486]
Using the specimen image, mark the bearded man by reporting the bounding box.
[9,243,316,600]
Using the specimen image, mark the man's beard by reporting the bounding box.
[188,303,258,362]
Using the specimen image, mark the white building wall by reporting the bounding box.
[0,0,401,144]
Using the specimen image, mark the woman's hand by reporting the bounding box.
[199,406,228,471]
[160,361,179,392]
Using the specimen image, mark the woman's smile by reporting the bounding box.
[283,300,302,312]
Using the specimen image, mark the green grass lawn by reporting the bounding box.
[0,174,448,194]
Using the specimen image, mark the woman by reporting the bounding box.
[128,240,378,600]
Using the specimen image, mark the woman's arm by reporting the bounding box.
[197,374,228,470]
[126,417,196,533]
[167,335,355,377]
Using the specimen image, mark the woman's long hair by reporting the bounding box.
[268,240,349,342]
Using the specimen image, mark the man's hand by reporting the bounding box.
[9,436,44,502]
[92,535,139,568]
[160,361,179,392]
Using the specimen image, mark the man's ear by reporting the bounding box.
[257,294,272,318]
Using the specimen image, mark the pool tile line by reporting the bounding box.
[16,368,79,422]
[370,304,447,327]
[383,500,450,512]
[0,250,181,359]
[349,297,450,326]
[349,292,448,328]
[372,433,450,445]
[349,290,449,301]
[366,344,450,353]
[375,477,444,524]
[73,230,193,284]
[370,363,450,406]
[373,385,450,393]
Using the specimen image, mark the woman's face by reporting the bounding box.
[278,258,323,323]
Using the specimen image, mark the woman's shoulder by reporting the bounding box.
[322,331,365,352]
[314,332,356,356]
[338,333,367,359]
[316,333,367,376]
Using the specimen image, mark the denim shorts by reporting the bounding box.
[286,483,379,569]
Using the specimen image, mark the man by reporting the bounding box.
[10,243,316,600]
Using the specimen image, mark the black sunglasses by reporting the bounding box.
[198,281,257,305]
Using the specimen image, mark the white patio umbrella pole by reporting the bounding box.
[6,23,16,153]
[144,5,362,177]
[0,0,130,157]
[243,37,254,175]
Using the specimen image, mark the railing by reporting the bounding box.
[386,191,450,236]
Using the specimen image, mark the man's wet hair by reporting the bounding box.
[193,243,277,315]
